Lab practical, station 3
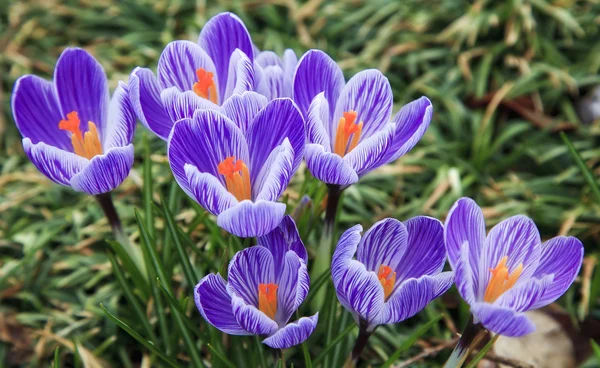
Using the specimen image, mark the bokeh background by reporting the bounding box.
[1,0,599,367]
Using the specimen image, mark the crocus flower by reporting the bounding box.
[332,217,453,332]
[445,197,584,337]
[167,93,305,237]
[11,48,135,195]
[195,216,318,348]
[254,49,297,100]
[293,50,432,187]
[129,12,255,140]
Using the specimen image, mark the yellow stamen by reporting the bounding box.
[217,156,251,201]
[378,265,397,301]
[193,68,218,104]
[483,256,523,303]
[58,111,103,159]
[258,283,278,320]
[333,110,363,157]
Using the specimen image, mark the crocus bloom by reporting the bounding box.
[11,48,135,195]
[332,217,453,332]
[195,216,318,348]
[445,197,584,337]
[293,50,432,186]
[254,49,297,100]
[167,93,305,237]
[129,12,255,140]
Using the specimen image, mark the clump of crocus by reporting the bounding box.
[129,12,255,140]
[195,216,317,348]
[332,217,453,364]
[254,49,297,100]
[443,197,584,367]
[293,49,432,188]
[12,47,136,196]
[167,93,305,237]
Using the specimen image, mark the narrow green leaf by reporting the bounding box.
[106,240,150,300]
[313,323,357,365]
[590,339,600,363]
[142,134,155,240]
[381,314,444,368]
[302,267,331,307]
[135,210,172,293]
[156,278,206,340]
[54,347,60,368]
[301,340,313,368]
[464,335,499,368]
[101,304,183,368]
[255,335,269,368]
[207,343,237,368]
[560,132,600,203]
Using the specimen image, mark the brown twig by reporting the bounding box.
[393,338,457,368]
[474,350,535,368]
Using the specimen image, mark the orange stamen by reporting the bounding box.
[378,265,397,301]
[258,283,278,320]
[193,68,218,104]
[217,156,251,201]
[333,110,363,157]
[58,111,103,160]
[484,256,523,303]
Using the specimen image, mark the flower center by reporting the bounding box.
[333,110,363,157]
[258,283,278,320]
[483,256,523,303]
[58,111,103,159]
[378,265,396,301]
[217,156,251,201]
[193,68,218,104]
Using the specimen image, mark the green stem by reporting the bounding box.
[444,317,486,368]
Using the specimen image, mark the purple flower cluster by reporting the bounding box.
[10,10,584,353]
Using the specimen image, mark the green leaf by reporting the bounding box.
[101,304,183,368]
[313,323,357,365]
[207,343,237,368]
[560,132,600,203]
[591,339,600,363]
[142,134,155,240]
[106,240,150,300]
[381,314,444,368]
[54,347,60,368]
[464,335,499,368]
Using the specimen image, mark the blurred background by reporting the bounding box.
[1,0,599,367]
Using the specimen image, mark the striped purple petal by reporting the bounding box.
[306,93,332,148]
[184,164,237,215]
[217,200,286,238]
[255,65,287,100]
[22,139,88,186]
[195,274,248,335]
[305,144,359,186]
[103,82,136,150]
[396,216,446,282]
[129,67,172,140]
[160,87,219,122]
[223,49,254,101]
[331,224,363,288]
[232,293,279,335]
[262,314,318,349]
[70,145,134,195]
[254,139,294,201]
[470,302,536,337]
[496,275,553,312]
[275,251,301,326]
[157,40,217,94]
[258,215,308,275]
[227,246,275,307]
[220,91,267,134]
[357,218,408,273]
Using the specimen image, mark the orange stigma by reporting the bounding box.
[378,265,396,301]
[258,283,278,320]
[484,256,523,303]
[58,111,103,160]
[217,156,251,201]
[193,68,218,104]
[333,110,363,157]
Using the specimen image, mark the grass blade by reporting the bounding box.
[465,335,499,368]
[207,343,237,368]
[591,339,600,363]
[313,323,357,365]
[54,347,60,368]
[560,132,600,203]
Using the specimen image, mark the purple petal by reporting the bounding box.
[256,51,283,68]
[496,275,553,312]
[378,272,453,326]
[22,138,87,186]
[217,200,286,238]
[254,139,295,201]
[357,218,408,273]
[282,49,297,78]
[195,274,248,335]
[220,91,268,134]
[223,49,254,101]
[444,197,485,300]
[167,110,248,189]
[160,87,219,122]
[455,241,477,305]
[333,69,393,141]
[258,215,308,276]
[246,98,305,179]
[103,82,136,150]
[335,260,384,327]
[157,40,217,95]
[70,145,134,195]
[306,93,332,148]
[255,65,288,100]
[129,67,172,140]
[280,216,308,264]
[343,123,395,177]
[332,224,363,288]
[184,164,237,215]
[529,236,583,309]
[293,49,344,119]
[262,314,318,349]
[54,48,109,134]
[479,215,541,298]
[198,12,254,103]
[232,293,279,335]
[227,245,275,307]
[470,302,536,337]
[12,75,70,150]
[396,216,446,283]
[305,144,358,186]
[275,251,301,325]
[296,261,310,310]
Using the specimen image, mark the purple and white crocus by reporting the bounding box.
[332,217,453,333]
[167,94,305,237]
[293,49,432,187]
[445,197,584,337]
[129,12,255,140]
[11,48,135,195]
[254,49,297,100]
[195,216,318,348]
